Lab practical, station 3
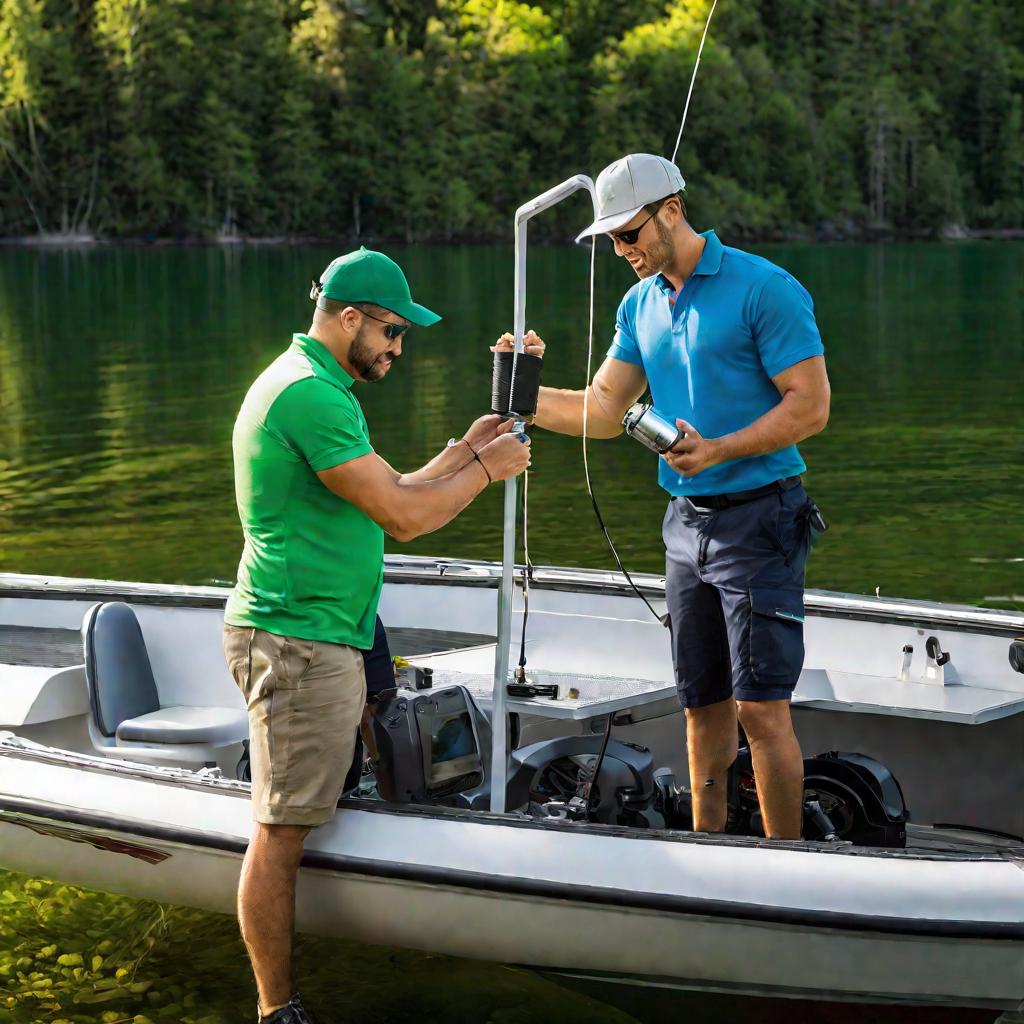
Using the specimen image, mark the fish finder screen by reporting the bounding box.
[431,712,476,763]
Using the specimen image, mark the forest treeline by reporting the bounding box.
[1,0,1022,242]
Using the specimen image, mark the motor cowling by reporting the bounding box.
[801,751,909,848]
[507,735,656,826]
[655,749,909,848]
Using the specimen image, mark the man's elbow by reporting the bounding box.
[791,381,830,439]
[380,510,418,543]
[386,519,421,543]
[816,385,832,432]
[811,401,830,435]
[386,508,434,543]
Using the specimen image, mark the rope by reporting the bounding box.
[511,0,721,660]
[671,0,720,164]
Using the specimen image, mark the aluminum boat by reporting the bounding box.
[1,559,1023,1013]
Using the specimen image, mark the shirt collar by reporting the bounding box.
[291,333,356,389]
[655,229,724,293]
[692,229,724,276]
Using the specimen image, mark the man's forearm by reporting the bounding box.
[712,392,828,464]
[390,461,489,541]
[398,441,473,484]
[534,385,623,438]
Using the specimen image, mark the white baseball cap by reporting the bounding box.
[576,153,686,242]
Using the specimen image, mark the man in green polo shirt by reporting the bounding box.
[223,247,530,1024]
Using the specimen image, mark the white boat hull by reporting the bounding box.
[2,746,1023,1009]
[2,562,1024,1010]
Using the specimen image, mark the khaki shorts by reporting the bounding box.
[223,625,366,826]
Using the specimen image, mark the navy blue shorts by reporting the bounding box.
[663,481,814,709]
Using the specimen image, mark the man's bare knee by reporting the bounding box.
[249,823,310,867]
[736,699,794,741]
[686,700,739,780]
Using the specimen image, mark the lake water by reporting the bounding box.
[0,240,1020,1023]
[1,240,1023,606]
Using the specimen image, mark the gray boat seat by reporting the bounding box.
[115,705,249,745]
[82,602,247,764]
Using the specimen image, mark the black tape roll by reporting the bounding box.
[491,350,543,416]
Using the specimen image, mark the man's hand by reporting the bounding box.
[662,419,724,478]
[490,330,546,358]
[477,431,531,483]
[462,414,512,453]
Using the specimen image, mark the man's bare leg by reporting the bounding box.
[736,699,803,839]
[237,822,309,1016]
[685,697,739,833]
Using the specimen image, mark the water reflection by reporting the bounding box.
[0,241,1021,607]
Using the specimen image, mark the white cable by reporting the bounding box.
[582,236,597,487]
[670,0,720,164]
[580,236,665,625]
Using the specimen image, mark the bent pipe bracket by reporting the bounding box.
[491,175,597,814]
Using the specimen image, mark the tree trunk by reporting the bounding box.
[871,112,886,224]
[223,186,234,236]
[79,152,100,233]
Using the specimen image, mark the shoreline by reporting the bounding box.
[2,228,1024,250]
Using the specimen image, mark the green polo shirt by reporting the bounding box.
[225,333,383,648]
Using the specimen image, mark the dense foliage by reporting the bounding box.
[1,0,1022,241]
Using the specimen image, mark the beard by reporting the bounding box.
[348,324,394,382]
[636,217,676,278]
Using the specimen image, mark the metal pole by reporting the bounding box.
[490,174,597,813]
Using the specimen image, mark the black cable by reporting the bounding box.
[584,712,614,822]
[587,466,669,627]
[515,467,531,681]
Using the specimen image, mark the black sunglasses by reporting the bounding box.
[610,200,666,246]
[359,309,410,341]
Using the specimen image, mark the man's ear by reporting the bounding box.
[664,195,686,225]
[338,305,363,332]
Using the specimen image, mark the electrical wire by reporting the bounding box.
[582,239,668,625]
[577,0,721,626]
[671,0,720,164]
[515,466,531,681]
[584,710,614,823]
[514,1,718,655]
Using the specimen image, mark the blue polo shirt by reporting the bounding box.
[609,230,824,497]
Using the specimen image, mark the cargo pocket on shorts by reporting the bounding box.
[748,587,805,687]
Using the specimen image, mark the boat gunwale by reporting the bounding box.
[1,740,1020,864]
[1,793,1023,943]
[1,562,1022,636]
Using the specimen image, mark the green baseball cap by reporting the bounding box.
[313,246,441,327]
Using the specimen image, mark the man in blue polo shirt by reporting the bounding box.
[495,153,830,839]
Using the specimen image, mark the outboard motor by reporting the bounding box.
[506,735,656,827]
[800,751,909,847]
[369,685,492,808]
[654,749,909,848]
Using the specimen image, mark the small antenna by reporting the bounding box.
[670,0,720,164]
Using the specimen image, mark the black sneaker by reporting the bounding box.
[259,994,321,1024]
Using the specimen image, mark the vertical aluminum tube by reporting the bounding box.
[489,175,597,813]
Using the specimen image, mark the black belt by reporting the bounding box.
[678,475,801,511]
